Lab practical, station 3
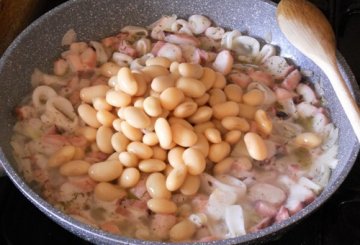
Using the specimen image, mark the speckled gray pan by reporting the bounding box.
[0,0,359,244]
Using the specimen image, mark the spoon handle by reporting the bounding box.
[321,61,360,142]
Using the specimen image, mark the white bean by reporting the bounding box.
[80,85,110,103]
[146,173,171,199]
[142,65,170,79]
[173,101,198,118]
[159,87,185,111]
[168,147,186,169]
[209,88,226,106]
[88,160,123,182]
[96,126,114,154]
[105,90,131,107]
[188,106,213,124]
[213,157,234,175]
[208,141,231,163]
[172,124,198,147]
[147,198,177,214]
[154,118,173,149]
[119,151,139,167]
[76,127,97,142]
[96,110,116,127]
[151,75,176,93]
[133,72,148,96]
[94,182,126,202]
[138,159,166,172]
[100,62,121,78]
[142,133,159,146]
[123,106,151,129]
[191,133,210,157]
[93,97,112,111]
[224,84,243,102]
[119,167,141,188]
[194,121,215,134]
[152,146,167,161]
[176,77,206,98]
[183,148,206,175]
[204,128,222,144]
[212,101,239,119]
[120,121,143,141]
[116,67,138,95]
[127,142,153,159]
[180,175,200,195]
[169,219,196,241]
[294,132,322,148]
[166,165,187,191]
[199,67,216,90]
[59,160,90,176]
[168,117,193,129]
[178,63,204,79]
[244,132,268,161]
[48,145,76,168]
[221,116,250,132]
[225,130,242,144]
[213,72,226,89]
[78,104,101,128]
[111,132,130,152]
[146,56,171,68]
[143,96,163,117]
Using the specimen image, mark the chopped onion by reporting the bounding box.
[148,14,177,31]
[200,173,244,198]
[285,183,313,211]
[315,143,338,169]
[272,119,304,139]
[221,30,241,50]
[262,56,292,79]
[112,52,133,66]
[248,183,286,206]
[130,53,154,70]
[206,188,237,220]
[206,219,228,239]
[308,161,331,187]
[90,41,109,64]
[231,36,260,58]
[320,123,339,151]
[121,26,148,37]
[61,29,77,46]
[278,98,298,118]
[224,205,246,238]
[31,68,44,87]
[312,112,329,133]
[215,175,247,198]
[299,177,322,194]
[255,44,276,64]
[296,102,318,118]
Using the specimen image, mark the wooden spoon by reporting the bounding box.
[277,0,360,142]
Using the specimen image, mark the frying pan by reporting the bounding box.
[0,0,359,244]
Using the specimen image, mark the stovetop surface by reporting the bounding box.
[1,0,360,244]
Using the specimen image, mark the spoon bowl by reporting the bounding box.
[277,0,360,141]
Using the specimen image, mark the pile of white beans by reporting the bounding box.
[47,57,292,214]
